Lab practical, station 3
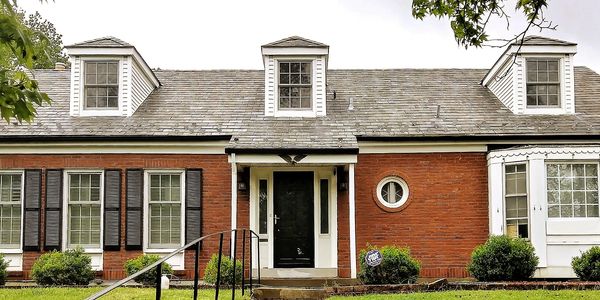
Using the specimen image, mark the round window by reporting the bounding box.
[376,176,409,208]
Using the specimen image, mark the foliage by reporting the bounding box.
[124,254,173,285]
[572,246,600,281]
[0,0,54,123]
[358,245,420,284]
[0,254,9,285]
[203,254,242,286]
[468,235,539,281]
[31,248,95,286]
[412,0,553,49]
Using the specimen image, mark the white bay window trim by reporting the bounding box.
[61,170,104,271]
[0,170,24,272]
[142,170,185,270]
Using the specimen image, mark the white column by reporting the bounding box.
[488,159,504,235]
[349,163,357,278]
[230,154,237,257]
[529,157,548,267]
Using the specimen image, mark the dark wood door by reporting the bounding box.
[273,171,314,268]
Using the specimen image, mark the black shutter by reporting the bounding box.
[125,169,143,250]
[185,169,203,243]
[104,169,121,250]
[23,169,41,251]
[44,169,62,250]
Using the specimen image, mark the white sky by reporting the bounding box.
[19,0,600,72]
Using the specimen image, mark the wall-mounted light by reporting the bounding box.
[237,167,249,192]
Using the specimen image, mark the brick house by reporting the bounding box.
[1,35,599,280]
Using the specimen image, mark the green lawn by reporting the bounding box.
[329,290,600,300]
[1,288,600,299]
[0,287,250,300]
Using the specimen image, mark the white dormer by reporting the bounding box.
[261,36,329,117]
[482,36,577,115]
[65,37,160,117]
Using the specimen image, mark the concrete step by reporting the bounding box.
[252,287,328,300]
[258,278,358,287]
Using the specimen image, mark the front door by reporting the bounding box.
[273,171,314,268]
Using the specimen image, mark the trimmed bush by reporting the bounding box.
[203,254,242,286]
[572,246,600,281]
[468,235,539,281]
[358,245,420,284]
[31,248,95,286]
[124,254,173,285]
[0,254,9,286]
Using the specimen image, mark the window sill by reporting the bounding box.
[78,109,123,117]
[0,249,22,254]
[522,107,571,115]
[144,248,182,253]
[273,109,317,118]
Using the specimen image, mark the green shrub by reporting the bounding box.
[124,254,173,285]
[358,245,420,284]
[203,254,242,286]
[0,254,9,286]
[468,235,539,281]
[572,246,600,281]
[31,248,95,286]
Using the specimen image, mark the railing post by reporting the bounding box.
[249,231,253,293]
[155,263,162,300]
[216,232,224,300]
[231,229,237,300]
[193,241,200,300]
[257,232,261,285]
[242,229,246,296]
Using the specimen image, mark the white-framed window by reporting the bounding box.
[84,60,119,110]
[258,179,268,236]
[546,163,599,218]
[0,171,23,250]
[526,58,560,107]
[278,61,312,110]
[504,164,529,238]
[145,171,185,250]
[64,171,103,250]
[376,176,409,209]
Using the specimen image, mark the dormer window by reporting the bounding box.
[84,61,119,109]
[526,58,560,107]
[279,62,312,110]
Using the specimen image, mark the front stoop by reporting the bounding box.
[252,287,328,300]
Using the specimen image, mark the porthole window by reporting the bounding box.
[376,176,409,208]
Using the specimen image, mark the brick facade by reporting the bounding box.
[341,153,489,278]
[0,154,232,279]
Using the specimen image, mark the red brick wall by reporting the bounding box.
[0,154,232,280]
[338,153,489,278]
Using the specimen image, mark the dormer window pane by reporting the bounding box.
[84,61,119,109]
[279,61,312,109]
[526,58,560,107]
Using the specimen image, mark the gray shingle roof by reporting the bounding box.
[513,35,577,46]
[66,36,133,48]
[3,67,600,151]
[262,36,328,48]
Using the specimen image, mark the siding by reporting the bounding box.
[563,54,576,113]
[69,57,82,116]
[129,60,155,115]
[488,59,515,111]
[314,56,326,116]
[264,57,276,116]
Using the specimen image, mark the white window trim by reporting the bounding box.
[78,57,123,117]
[522,54,569,115]
[0,170,24,254]
[142,169,186,253]
[544,161,600,220]
[61,170,104,254]
[273,58,318,117]
[503,162,531,239]
[375,176,409,209]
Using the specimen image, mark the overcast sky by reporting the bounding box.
[19,0,600,73]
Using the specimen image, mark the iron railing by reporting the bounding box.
[86,229,261,300]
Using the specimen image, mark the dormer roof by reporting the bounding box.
[66,36,133,48]
[513,35,577,47]
[262,36,328,48]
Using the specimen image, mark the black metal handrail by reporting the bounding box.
[86,228,261,300]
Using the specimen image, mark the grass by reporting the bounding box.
[1,288,600,299]
[0,287,250,300]
[329,290,600,300]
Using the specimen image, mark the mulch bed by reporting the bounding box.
[327,279,600,296]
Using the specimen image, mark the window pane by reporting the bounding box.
[84,61,119,109]
[320,179,329,234]
[278,61,312,110]
[148,174,182,248]
[0,177,22,248]
[259,180,267,235]
[547,164,600,218]
[505,164,528,238]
